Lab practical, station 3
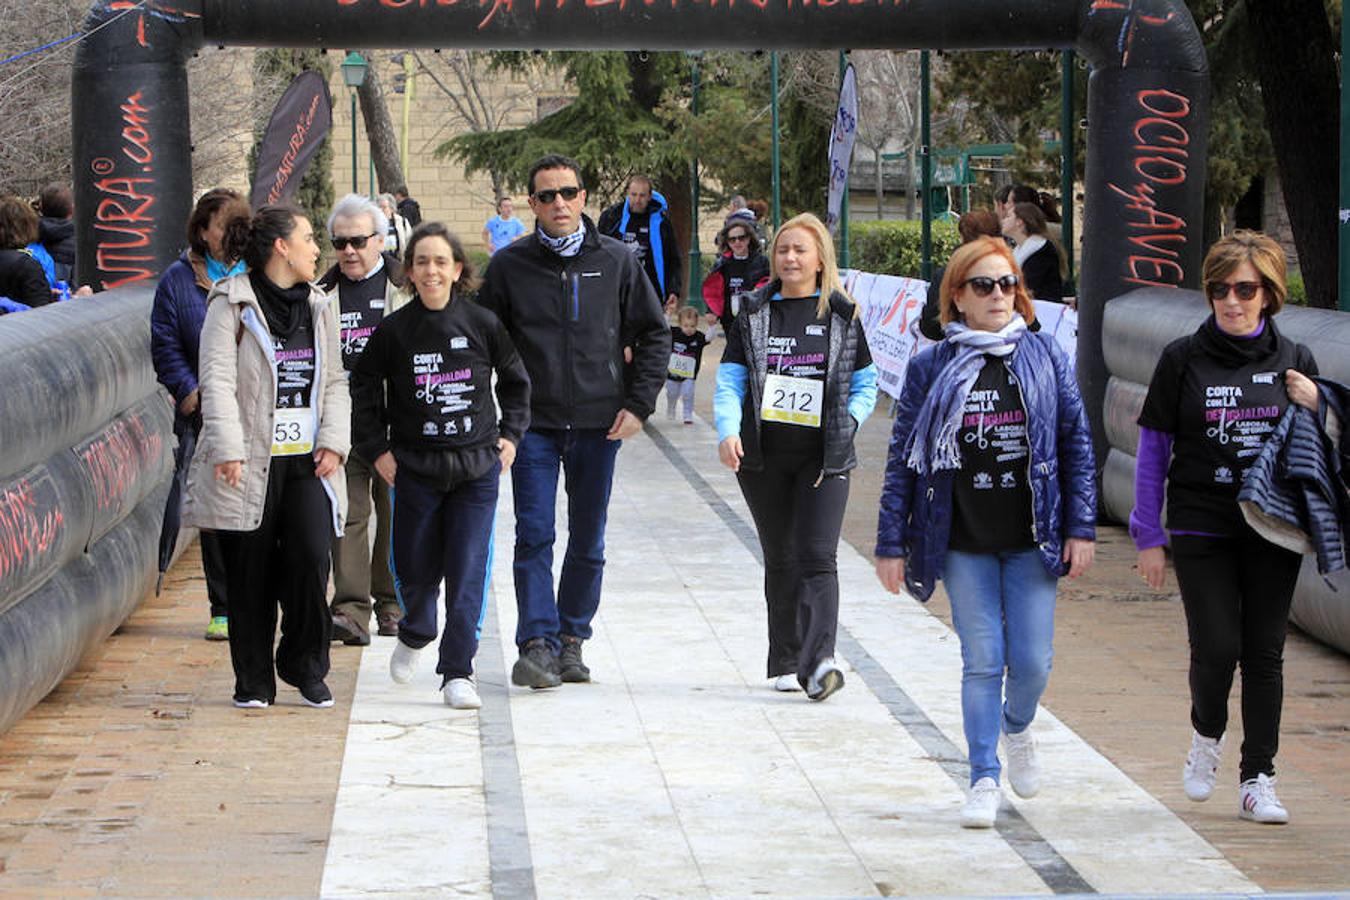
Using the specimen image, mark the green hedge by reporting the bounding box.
[847,219,962,280]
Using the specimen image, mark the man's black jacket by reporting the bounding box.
[476,215,670,430]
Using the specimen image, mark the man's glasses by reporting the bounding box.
[727,233,751,243]
[332,233,376,250]
[531,186,581,204]
[1206,280,1263,302]
[960,274,1020,297]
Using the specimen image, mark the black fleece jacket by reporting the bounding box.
[476,215,670,430]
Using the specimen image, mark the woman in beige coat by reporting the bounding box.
[184,205,350,709]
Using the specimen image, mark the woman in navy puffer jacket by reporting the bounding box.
[150,187,251,642]
[875,236,1096,829]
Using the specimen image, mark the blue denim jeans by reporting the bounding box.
[512,428,621,650]
[943,548,1057,785]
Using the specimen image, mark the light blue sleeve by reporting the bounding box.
[848,363,880,425]
[714,362,749,442]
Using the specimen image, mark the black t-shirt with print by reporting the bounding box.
[719,256,755,304]
[668,326,708,382]
[616,209,659,293]
[1138,316,1316,534]
[270,316,317,458]
[336,269,389,370]
[949,357,1036,553]
[722,295,873,459]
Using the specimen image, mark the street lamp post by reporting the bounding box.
[688,52,702,306]
[341,51,368,195]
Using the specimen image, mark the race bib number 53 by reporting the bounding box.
[761,373,823,428]
[272,407,316,456]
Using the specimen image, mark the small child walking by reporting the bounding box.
[666,305,708,424]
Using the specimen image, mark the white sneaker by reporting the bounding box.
[389,641,421,684]
[806,658,845,701]
[1239,773,1289,824]
[961,777,1002,828]
[1183,731,1224,802]
[773,674,802,692]
[1001,728,1041,798]
[443,677,482,710]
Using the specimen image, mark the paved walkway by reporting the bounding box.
[4,397,1346,898]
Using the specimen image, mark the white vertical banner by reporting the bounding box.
[845,269,934,400]
[826,63,858,234]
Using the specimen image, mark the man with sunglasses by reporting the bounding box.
[318,193,409,646]
[478,154,669,689]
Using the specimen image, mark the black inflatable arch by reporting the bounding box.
[71,0,1208,463]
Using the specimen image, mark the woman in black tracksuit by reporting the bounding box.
[714,213,879,701]
[351,222,530,709]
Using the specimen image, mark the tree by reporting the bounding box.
[249,49,335,244]
[850,51,924,219]
[1242,0,1339,308]
[417,50,549,203]
[355,55,406,195]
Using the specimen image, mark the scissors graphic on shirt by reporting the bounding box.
[964,418,990,450]
[1206,409,1231,444]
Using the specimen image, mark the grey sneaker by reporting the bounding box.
[512,638,562,690]
[559,636,591,683]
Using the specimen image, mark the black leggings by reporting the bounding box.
[1171,528,1302,782]
[224,455,334,703]
[737,450,850,684]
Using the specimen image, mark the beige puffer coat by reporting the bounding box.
[183,272,350,534]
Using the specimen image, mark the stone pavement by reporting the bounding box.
[1,349,1348,898]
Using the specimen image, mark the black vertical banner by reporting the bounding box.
[249,70,333,210]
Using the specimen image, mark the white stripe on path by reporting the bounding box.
[321,415,1258,898]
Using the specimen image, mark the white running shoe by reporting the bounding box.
[1239,773,1289,824]
[806,658,845,701]
[389,641,421,684]
[961,777,1002,828]
[1001,728,1041,798]
[773,674,802,692]
[443,678,482,710]
[1183,731,1224,802]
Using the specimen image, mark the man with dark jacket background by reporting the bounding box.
[477,154,669,689]
[37,184,77,286]
[597,174,682,312]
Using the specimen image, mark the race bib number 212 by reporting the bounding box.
[761,373,823,428]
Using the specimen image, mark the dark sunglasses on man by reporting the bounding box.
[332,233,377,250]
[960,274,1020,297]
[531,186,581,204]
[1205,280,1263,302]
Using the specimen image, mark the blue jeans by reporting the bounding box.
[943,548,1057,785]
[512,428,621,650]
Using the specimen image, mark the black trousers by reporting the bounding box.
[200,530,232,618]
[1172,528,1302,782]
[389,462,500,682]
[225,455,333,703]
[737,449,850,684]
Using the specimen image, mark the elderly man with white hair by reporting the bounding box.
[319,193,410,645]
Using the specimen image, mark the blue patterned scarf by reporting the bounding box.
[904,314,1029,474]
[537,221,586,258]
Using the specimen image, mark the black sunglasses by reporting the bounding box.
[727,233,751,242]
[960,274,1019,297]
[531,186,582,204]
[332,233,377,250]
[1206,280,1263,302]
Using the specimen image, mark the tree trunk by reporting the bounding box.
[1243,0,1338,309]
[356,60,406,196]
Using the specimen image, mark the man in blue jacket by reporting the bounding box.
[597,175,683,312]
[478,154,670,689]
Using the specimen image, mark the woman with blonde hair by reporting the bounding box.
[875,235,1095,827]
[1131,230,1319,824]
[714,212,878,700]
